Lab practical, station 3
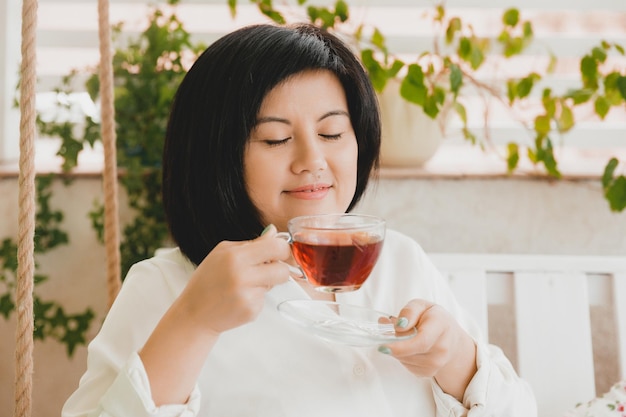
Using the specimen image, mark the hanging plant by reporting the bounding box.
[230,0,626,212]
[36,0,206,276]
[0,176,94,357]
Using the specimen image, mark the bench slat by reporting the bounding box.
[444,269,489,339]
[615,273,626,380]
[514,271,595,417]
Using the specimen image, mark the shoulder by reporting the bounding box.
[96,248,194,345]
[125,247,194,285]
[114,247,194,309]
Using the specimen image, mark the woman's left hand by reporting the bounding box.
[380,299,478,402]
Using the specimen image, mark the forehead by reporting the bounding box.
[258,70,348,114]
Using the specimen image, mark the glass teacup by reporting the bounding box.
[276,213,385,292]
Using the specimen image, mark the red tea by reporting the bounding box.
[291,235,383,292]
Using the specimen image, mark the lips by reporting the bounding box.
[285,183,332,200]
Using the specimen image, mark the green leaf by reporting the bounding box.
[388,59,405,79]
[446,17,462,44]
[503,37,523,58]
[435,4,445,21]
[557,104,575,132]
[502,8,520,26]
[361,50,386,92]
[591,46,607,63]
[470,43,485,70]
[227,0,237,18]
[516,73,539,99]
[605,176,626,212]
[307,6,335,28]
[371,28,386,51]
[594,96,611,119]
[307,6,319,23]
[506,142,520,172]
[0,293,14,319]
[453,102,467,124]
[523,21,533,39]
[565,88,593,105]
[422,96,440,119]
[617,75,626,100]
[537,137,561,178]
[542,94,556,118]
[400,64,427,107]
[506,80,516,104]
[335,0,349,22]
[449,63,463,97]
[461,127,477,145]
[260,6,285,25]
[604,72,623,105]
[458,37,471,61]
[602,157,619,188]
[319,9,336,28]
[580,55,598,89]
[534,115,551,135]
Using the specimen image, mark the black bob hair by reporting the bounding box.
[162,23,381,265]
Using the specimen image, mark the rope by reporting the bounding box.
[15,0,38,414]
[98,0,121,308]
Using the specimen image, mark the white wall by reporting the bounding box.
[357,177,626,256]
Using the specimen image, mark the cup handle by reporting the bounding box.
[275,232,292,243]
[274,232,304,279]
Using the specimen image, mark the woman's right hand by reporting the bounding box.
[139,225,291,405]
[179,224,292,335]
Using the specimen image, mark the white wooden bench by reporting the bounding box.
[431,254,626,417]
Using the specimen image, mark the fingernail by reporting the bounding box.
[261,224,274,236]
[378,345,392,355]
[396,317,409,328]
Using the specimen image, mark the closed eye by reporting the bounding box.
[263,138,290,147]
[319,133,342,140]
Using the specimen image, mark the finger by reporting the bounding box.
[259,224,303,278]
[381,301,441,356]
[246,225,292,266]
[253,260,291,289]
[394,299,437,330]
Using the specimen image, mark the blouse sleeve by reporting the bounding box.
[375,233,537,417]
[412,238,538,417]
[62,256,201,417]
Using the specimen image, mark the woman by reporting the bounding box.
[63,23,536,416]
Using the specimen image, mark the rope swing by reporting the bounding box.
[15,0,120,414]
[97,0,122,309]
[15,0,37,414]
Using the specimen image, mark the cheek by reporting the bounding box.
[244,152,281,216]
[335,140,359,195]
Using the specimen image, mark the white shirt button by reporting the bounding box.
[353,363,366,377]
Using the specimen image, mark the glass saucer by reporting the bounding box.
[277,299,417,347]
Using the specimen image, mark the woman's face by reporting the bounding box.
[244,70,358,232]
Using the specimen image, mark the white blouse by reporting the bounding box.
[62,229,537,417]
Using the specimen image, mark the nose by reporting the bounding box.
[291,134,328,175]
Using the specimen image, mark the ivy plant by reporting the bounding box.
[0,175,94,357]
[7,0,204,358]
[37,0,206,276]
[229,0,626,212]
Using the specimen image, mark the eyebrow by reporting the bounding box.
[255,110,350,126]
